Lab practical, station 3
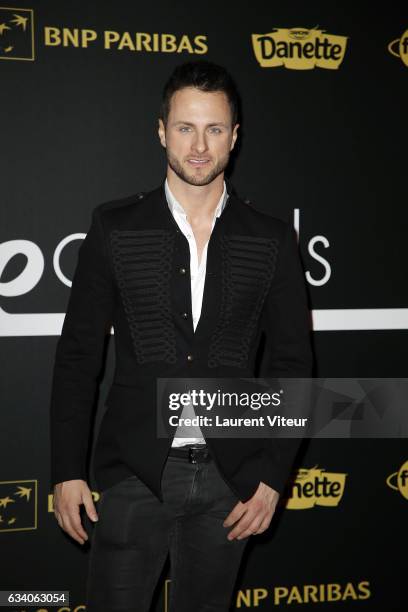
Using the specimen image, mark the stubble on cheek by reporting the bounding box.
[166,147,230,187]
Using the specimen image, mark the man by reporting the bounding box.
[50,60,313,611]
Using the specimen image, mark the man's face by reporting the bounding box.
[158,87,239,186]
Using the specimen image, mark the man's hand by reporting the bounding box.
[223,481,279,541]
[53,479,98,545]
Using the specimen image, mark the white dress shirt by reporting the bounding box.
[164,178,229,447]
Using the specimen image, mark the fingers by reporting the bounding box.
[222,500,246,528]
[83,489,99,523]
[53,496,89,545]
[249,513,271,537]
[58,505,89,545]
[226,512,265,540]
[225,500,272,540]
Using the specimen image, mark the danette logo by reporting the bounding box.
[386,459,408,500]
[285,466,347,509]
[388,29,408,67]
[0,6,34,60]
[252,26,348,70]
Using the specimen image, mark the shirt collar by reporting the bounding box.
[164,178,228,220]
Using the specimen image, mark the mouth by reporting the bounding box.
[187,158,211,167]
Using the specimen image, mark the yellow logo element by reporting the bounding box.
[388,29,408,67]
[284,466,347,509]
[0,479,37,531]
[0,6,34,60]
[43,28,208,54]
[252,26,348,70]
[272,581,370,605]
[386,459,408,499]
[165,580,370,608]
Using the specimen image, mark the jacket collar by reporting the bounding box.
[157,175,235,227]
[164,178,229,220]
[130,177,239,236]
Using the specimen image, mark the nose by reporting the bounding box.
[191,130,208,154]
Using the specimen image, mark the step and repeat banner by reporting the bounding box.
[1,2,407,611]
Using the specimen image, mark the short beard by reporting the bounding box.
[166,149,230,186]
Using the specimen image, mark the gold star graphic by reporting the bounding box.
[10,14,28,31]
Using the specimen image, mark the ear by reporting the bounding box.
[230,123,240,151]
[158,118,166,148]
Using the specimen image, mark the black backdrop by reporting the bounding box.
[1,2,407,611]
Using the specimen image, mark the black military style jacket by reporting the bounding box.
[49,178,313,503]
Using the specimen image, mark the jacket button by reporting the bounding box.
[181,312,189,319]
[187,354,194,361]
[179,267,186,274]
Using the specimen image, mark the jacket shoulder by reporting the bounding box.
[92,191,147,217]
[235,194,289,236]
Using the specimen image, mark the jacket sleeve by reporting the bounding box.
[49,206,115,488]
[258,220,313,495]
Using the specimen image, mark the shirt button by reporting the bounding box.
[179,267,186,274]
[187,354,194,362]
[181,312,189,319]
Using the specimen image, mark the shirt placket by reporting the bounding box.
[175,209,215,444]
[167,188,225,447]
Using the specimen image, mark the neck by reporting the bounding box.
[166,167,225,222]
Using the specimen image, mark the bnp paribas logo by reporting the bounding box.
[252,26,348,70]
[284,466,347,509]
[0,6,34,61]
[0,479,38,532]
[388,29,408,67]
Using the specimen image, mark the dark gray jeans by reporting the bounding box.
[86,450,249,611]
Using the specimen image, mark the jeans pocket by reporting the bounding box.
[100,475,140,501]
